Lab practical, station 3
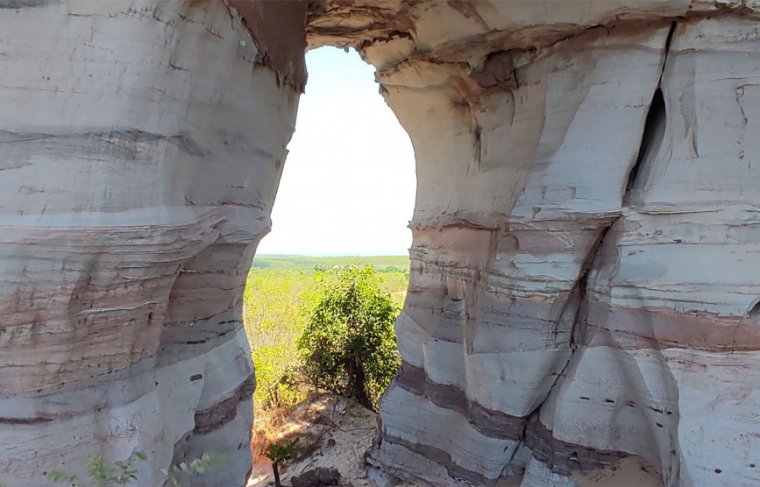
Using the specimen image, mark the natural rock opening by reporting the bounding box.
[2,2,760,487]
[255,46,415,257]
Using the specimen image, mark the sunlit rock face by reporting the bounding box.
[310,2,760,486]
[0,1,301,485]
[2,1,760,486]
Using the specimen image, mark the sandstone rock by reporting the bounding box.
[323,3,760,487]
[2,1,760,486]
[0,1,301,485]
[290,467,347,487]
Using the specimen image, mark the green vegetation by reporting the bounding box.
[48,451,220,487]
[243,255,408,450]
[243,255,408,411]
[298,266,401,410]
[243,266,316,411]
[263,439,298,487]
[161,452,223,486]
[48,451,146,487]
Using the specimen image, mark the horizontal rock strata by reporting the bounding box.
[312,3,760,487]
[3,1,760,486]
[0,0,301,485]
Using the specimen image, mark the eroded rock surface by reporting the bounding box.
[2,1,760,486]
[0,1,300,485]
[346,5,760,487]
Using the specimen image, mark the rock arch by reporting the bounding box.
[1,1,760,486]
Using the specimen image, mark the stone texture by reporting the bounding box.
[0,1,300,485]
[2,1,760,487]
[290,467,348,487]
[345,4,760,487]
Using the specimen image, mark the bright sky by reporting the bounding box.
[256,47,416,256]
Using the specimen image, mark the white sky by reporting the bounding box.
[256,47,416,256]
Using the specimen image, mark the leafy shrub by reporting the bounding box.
[298,266,401,410]
[243,258,408,457]
[161,452,223,486]
[263,439,298,464]
[264,440,298,487]
[48,451,146,487]
[48,450,219,487]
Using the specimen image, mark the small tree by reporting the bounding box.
[298,266,401,410]
[263,440,298,487]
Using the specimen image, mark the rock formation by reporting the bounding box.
[0,1,301,485]
[2,1,760,486]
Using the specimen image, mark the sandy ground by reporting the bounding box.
[247,396,662,487]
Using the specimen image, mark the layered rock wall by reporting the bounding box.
[307,2,760,486]
[2,1,760,486]
[0,1,301,485]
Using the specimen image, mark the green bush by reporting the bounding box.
[48,450,219,487]
[264,439,298,487]
[48,451,146,487]
[298,266,401,410]
[161,452,223,486]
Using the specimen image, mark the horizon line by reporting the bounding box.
[255,252,409,257]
